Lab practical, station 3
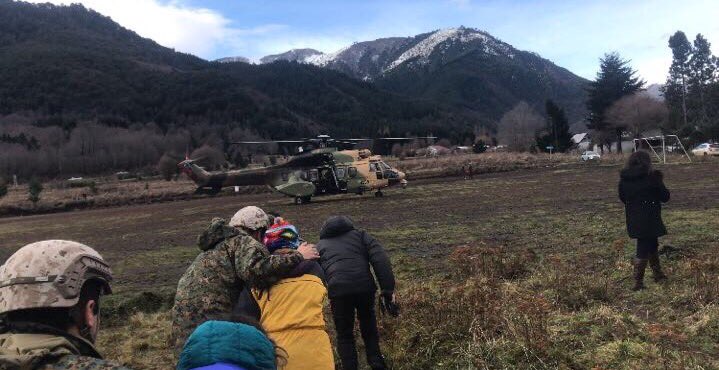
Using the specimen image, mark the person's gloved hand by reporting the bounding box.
[380,292,399,317]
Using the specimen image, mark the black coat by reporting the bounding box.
[316,216,396,299]
[618,168,670,239]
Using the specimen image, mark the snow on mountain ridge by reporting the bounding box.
[257,27,515,76]
[385,27,507,72]
[216,56,251,64]
[305,46,349,66]
[260,48,323,64]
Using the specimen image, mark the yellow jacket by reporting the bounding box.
[252,266,334,370]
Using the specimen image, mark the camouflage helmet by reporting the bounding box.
[0,240,112,314]
[229,206,271,231]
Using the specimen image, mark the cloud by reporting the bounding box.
[24,0,281,59]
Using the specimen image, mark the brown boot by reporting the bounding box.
[633,258,648,291]
[648,252,667,283]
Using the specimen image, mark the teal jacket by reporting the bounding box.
[177,321,276,370]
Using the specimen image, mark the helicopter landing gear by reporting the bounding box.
[294,196,312,205]
[374,190,384,197]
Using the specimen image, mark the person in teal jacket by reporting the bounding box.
[177,318,281,370]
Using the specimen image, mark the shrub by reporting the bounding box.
[157,153,177,181]
[28,178,43,205]
[473,140,488,153]
[0,178,7,198]
[88,181,98,195]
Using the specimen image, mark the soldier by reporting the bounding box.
[0,240,130,369]
[171,206,319,354]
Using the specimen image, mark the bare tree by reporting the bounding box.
[157,153,179,181]
[606,93,669,138]
[190,145,226,170]
[497,102,544,151]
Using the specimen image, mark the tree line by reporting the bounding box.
[497,30,717,153]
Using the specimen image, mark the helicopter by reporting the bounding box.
[178,135,435,204]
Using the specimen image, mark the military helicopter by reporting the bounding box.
[178,135,434,204]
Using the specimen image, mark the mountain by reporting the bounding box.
[216,56,251,64]
[260,48,323,64]
[644,84,664,101]
[261,27,588,122]
[0,1,465,139]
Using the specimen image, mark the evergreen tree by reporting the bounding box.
[688,34,718,127]
[473,140,488,153]
[586,53,644,152]
[0,178,7,198]
[28,178,43,206]
[665,31,692,131]
[537,100,573,153]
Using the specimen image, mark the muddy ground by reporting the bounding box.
[1,161,716,297]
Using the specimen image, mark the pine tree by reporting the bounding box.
[586,52,645,152]
[665,31,692,131]
[0,178,7,198]
[537,100,573,152]
[28,178,43,206]
[688,34,717,127]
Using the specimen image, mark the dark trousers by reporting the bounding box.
[636,237,658,259]
[330,293,386,370]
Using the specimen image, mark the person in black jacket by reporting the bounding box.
[317,216,396,370]
[618,151,670,291]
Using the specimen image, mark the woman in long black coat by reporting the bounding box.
[618,151,670,291]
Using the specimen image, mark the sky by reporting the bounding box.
[25,0,719,84]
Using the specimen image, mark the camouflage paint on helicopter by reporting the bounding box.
[179,147,407,204]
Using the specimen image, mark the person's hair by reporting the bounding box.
[205,313,288,368]
[5,279,103,331]
[624,150,652,174]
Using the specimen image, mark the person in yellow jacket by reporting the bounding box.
[236,218,334,370]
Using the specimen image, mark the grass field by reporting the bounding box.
[0,159,717,369]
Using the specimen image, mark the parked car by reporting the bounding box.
[691,143,719,156]
[580,151,601,161]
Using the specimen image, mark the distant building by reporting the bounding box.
[571,133,591,151]
[572,129,664,153]
[415,145,451,157]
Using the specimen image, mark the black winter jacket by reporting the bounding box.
[618,168,670,239]
[316,216,395,299]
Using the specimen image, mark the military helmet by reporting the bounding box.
[0,240,112,314]
[229,206,271,231]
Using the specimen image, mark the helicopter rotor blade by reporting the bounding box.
[375,136,438,141]
[231,140,307,145]
[334,138,373,142]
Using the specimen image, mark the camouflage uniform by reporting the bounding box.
[171,217,303,353]
[0,331,130,369]
[0,240,130,369]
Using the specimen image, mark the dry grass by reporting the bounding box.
[2,160,717,369]
[0,177,268,216]
[388,152,627,180]
[99,312,174,369]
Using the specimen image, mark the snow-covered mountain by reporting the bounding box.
[215,56,250,64]
[260,48,323,64]
[254,26,588,122]
[644,84,665,101]
[259,27,516,80]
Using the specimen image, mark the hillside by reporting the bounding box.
[262,27,588,122]
[0,1,461,139]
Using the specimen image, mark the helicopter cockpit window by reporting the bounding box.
[348,167,358,178]
[369,162,379,172]
[379,162,391,171]
[308,170,318,182]
[336,167,346,179]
